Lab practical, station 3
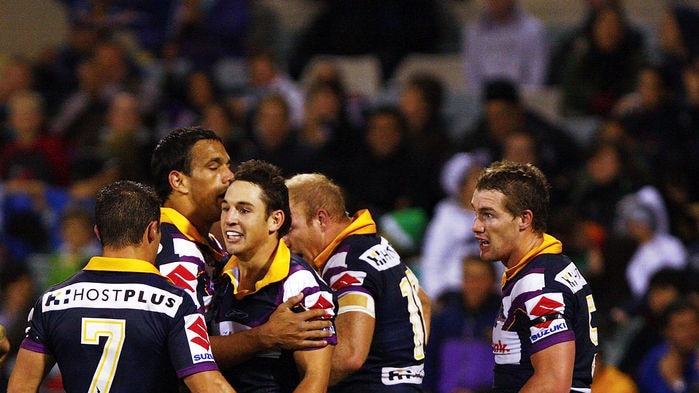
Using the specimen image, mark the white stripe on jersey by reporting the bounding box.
[503,271,545,316]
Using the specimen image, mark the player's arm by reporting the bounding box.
[519,340,575,393]
[0,324,10,365]
[211,293,333,368]
[7,348,55,393]
[293,343,334,393]
[328,295,375,386]
[183,370,237,393]
[418,286,432,341]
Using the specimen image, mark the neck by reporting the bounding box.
[102,245,154,264]
[235,238,279,289]
[164,199,212,238]
[506,233,543,269]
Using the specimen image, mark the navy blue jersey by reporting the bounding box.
[20,257,218,393]
[156,207,227,314]
[317,210,427,392]
[493,247,598,393]
[211,241,337,393]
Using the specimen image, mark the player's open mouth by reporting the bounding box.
[225,231,242,238]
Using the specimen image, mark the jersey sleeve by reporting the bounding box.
[157,229,209,313]
[169,296,219,379]
[283,263,338,346]
[522,263,579,354]
[19,297,50,355]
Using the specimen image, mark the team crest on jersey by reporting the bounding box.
[555,263,587,293]
[359,238,401,271]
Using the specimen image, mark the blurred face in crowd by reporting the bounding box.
[485,100,522,143]
[255,95,290,150]
[587,143,621,185]
[665,307,699,355]
[107,93,141,132]
[462,257,496,309]
[593,6,625,52]
[366,112,403,158]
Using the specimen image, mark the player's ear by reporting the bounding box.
[169,170,188,194]
[518,209,533,230]
[93,225,101,241]
[146,220,160,243]
[316,208,329,227]
[269,210,284,232]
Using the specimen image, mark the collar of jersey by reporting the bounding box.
[502,233,563,287]
[314,209,377,271]
[222,240,291,298]
[83,256,163,275]
[161,207,226,260]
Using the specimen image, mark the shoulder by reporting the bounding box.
[338,234,404,272]
[509,254,586,296]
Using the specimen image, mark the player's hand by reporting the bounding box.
[261,293,333,351]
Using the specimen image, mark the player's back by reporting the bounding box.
[22,258,217,393]
[324,234,427,391]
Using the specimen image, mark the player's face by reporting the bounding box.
[186,140,234,226]
[471,189,520,267]
[285,201,323,264]
[220,181,277,260]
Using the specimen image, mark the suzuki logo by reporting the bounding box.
[331,273,361,290]
[187,315,210,350]
[167,264,197,292]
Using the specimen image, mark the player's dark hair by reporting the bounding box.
[233,160,291,237]
[476,160,550,233]
[95,180,160,248]
[150,126,223,203]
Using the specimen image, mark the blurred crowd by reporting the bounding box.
[1,0,699,392]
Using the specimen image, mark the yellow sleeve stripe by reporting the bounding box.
[337,292,375,318]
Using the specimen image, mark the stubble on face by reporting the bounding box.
[471,189,518,266]
[187,140,233,226]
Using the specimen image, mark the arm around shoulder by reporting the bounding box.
[211,293,332,368]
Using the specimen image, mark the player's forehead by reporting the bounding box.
[189,139,228,165]
[225,180,264,205]
[471,188,507,210]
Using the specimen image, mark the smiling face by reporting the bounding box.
[471,189,521,267]
[185,139,234,227]
[220,180,279,261]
